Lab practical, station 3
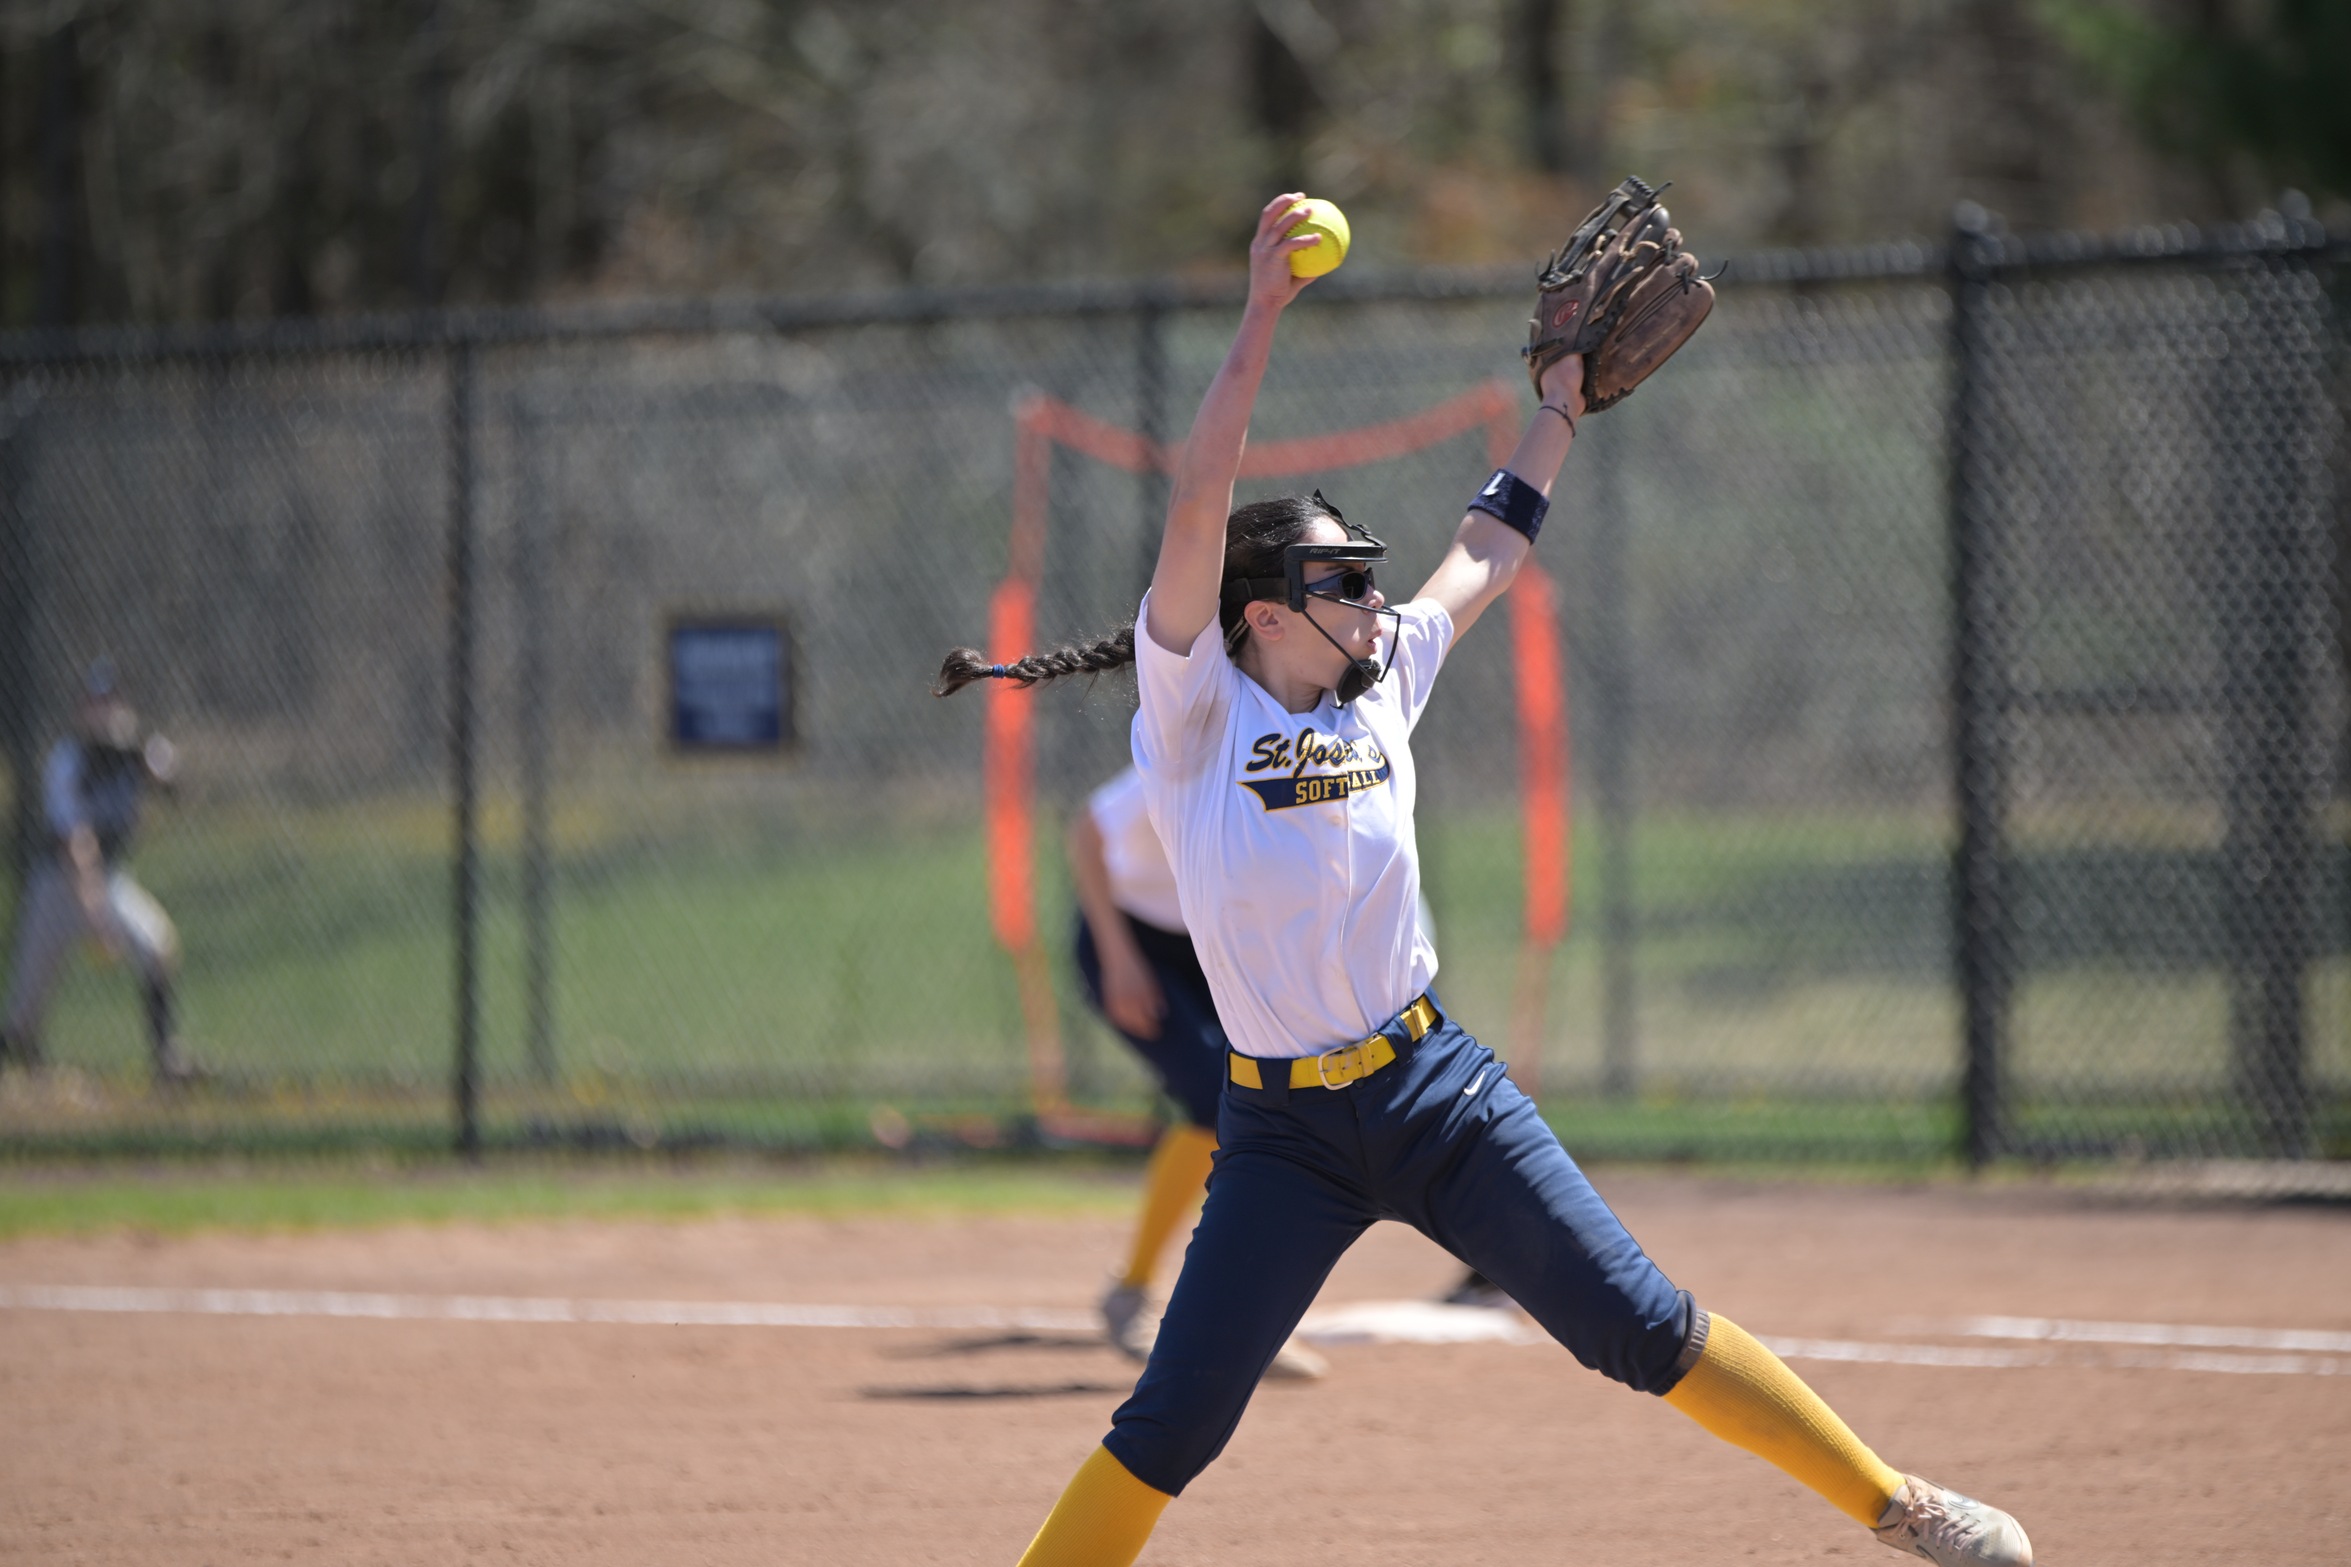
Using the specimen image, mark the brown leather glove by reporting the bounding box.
[1523,176,1716,412]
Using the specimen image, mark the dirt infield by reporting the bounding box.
[0,1171,2344,1565]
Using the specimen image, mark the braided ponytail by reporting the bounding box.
[935,494,1336,699]
[933,625,1136,697]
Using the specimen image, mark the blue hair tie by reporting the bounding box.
[990,663,1011,679]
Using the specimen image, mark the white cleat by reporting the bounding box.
[1874,1476,2034,1566]
[1099,1281,1157,1363]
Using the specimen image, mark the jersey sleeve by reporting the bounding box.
[1382,599,1456,733]
[1132,590,1237,777]
[1085,767,1148,840]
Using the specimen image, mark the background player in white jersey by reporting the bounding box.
[939,194,2032,1567]
[1,660,198,1086]
[1069,767,1325,1380]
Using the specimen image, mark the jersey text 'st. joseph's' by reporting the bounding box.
[1130,592,1453,1059]
[1086,767,1187,935]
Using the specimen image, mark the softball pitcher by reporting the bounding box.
[938,194,2032,1566]
[1,660,198,1086]
[1070,766,1326,1381]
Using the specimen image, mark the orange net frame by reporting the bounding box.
[985,382,1572,1142]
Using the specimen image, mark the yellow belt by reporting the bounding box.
[1229,994,1439,1091]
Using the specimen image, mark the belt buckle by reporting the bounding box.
[1316,1042,1363,1089]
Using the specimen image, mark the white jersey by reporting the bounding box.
[1086,767,1187,934]
[1131,592,1453,1059]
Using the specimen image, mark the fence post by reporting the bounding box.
[448,338,481,1157]
[0,383,39,904]
[1946,203,2009,1167]
[1588,422,1638,1100]
[2217,245,2328,1157]
[513,389,556,1085]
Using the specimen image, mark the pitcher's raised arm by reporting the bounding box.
[1144,194,1324,655]
[1413,352,1586,641]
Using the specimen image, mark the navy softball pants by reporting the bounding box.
[1073,912,1229,1131]
[1102,995,1700,1496]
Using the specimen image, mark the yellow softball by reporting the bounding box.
[1286,198,1351,278]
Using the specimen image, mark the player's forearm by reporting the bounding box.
[64,825,107,911]
[1417,395,1576,635]
[1417,516,1531,639]
[1501,397,1577,494]
[1177,302,1281,500]
[1067,814,1144,965]
[64,824,101,876]
[1148,304,1283,649]
[1076,889,1144,971]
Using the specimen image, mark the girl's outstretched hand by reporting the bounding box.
[1248,193,1322,313]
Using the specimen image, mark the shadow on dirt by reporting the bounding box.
[879,1331,1111,1359]
[858,1380,1131,1400]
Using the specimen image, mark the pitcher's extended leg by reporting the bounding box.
[1020,1142,1365,1561]
[1118,1124,1218,1291]
[1409,1072,1892,1522]
[1014,1446,1170,1567]
[1405,1074,1695,1391]
[1664,1312,1901,1524]
[1102,1137,1371,1493]
[1672,1319,2032,1563]
[1412,1071,2024,1560]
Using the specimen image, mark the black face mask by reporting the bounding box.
[1297,572,1401,705]
[1218,492,1398,705]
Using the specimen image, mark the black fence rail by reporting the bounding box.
[0,207,2343,1162]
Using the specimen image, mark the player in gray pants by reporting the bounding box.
[1,661,198,1086]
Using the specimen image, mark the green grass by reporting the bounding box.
[0,1154,1144,1239]
[4,1144,2259,1242]
[2,791,2342,1161]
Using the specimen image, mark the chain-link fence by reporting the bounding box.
[1,212,2344,1161]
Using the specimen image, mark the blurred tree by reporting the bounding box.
[2044,0,2351,206]
[33,14,81,325]
[0,0,2329,327]
[1250,0,1332,182]
[408,0,450,306]
[1517,0,1567,174]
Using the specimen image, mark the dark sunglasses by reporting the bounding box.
[1302,565,1377,603]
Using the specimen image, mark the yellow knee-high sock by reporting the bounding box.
[1016,1446,1171,1566]
[1119,1125,1219,1290]
[1663,1313,1905,1527]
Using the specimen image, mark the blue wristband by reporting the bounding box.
[1466,468,1549,543]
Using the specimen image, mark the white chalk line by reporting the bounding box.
[0,1286,2340,1377]
[1939,1314,2351,1355]
[1756,1334,2343,1378]
[0,1284,1093,1333]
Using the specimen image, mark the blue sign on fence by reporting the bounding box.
[667,616,792,752]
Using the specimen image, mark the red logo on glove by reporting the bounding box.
[1552,302,1580,327]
